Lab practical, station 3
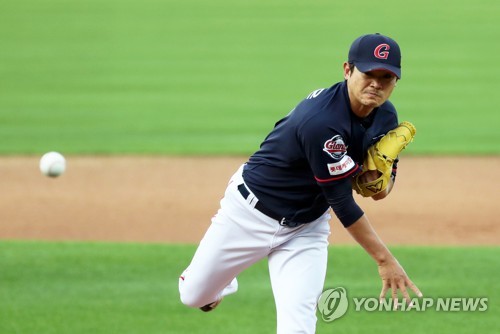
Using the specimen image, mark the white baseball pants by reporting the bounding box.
[179,165,331,334]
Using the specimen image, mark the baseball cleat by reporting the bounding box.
[200,298,222,312]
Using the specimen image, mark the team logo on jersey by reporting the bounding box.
[327,155,355,176]
[374,43,390,60]
[323,135,347,160]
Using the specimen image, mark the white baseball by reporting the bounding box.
[40,152,66,177]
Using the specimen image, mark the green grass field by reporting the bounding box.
[0,0,499,155]
[0,241,497,334]
[1,1,498,333]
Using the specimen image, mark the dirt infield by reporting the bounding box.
[0,156,498,246]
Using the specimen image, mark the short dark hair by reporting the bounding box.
[348,62,355,75]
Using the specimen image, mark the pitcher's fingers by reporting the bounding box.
[398,281,412,305]
[407,278,423,298]
[379,281,389,302]
[391,281,398,310]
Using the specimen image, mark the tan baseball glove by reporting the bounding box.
[353,121,416,197]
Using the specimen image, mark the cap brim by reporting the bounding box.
[355,62,401,79]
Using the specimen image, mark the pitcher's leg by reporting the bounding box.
[179,172,275,308]
[179,210,268,308]
[268,219,330,334]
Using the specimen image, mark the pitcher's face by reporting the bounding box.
[344,63,397,117]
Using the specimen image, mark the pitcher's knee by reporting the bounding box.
[179,279,211,308]
[179,289,206,308]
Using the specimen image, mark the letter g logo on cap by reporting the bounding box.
[374,43,390,59]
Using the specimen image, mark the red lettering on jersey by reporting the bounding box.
[327,156,355,176]
[374,44,390,60]
[323,135,347,160]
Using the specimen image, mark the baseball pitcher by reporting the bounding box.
[179,33,422,334]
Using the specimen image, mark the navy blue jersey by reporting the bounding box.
[243,81,398,227]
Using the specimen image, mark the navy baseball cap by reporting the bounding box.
[348,33,401,79]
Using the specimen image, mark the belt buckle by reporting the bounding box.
[279,218,288,226]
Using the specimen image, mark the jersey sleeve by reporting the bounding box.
[297,119,363,227]
[297,119,360,184]
[321,180,364,227]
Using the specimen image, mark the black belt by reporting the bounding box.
[237,183,300,227]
